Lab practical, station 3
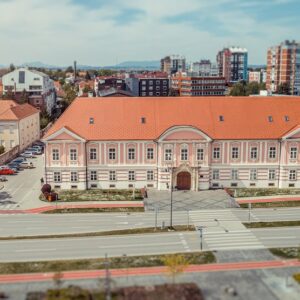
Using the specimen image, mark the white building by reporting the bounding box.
[2,68,56,116]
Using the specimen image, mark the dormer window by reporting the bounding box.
[89,117,94,124]
[268,116,273,122]
[284,116,289,122]
[141,117,146,124]
[219,115,224,122]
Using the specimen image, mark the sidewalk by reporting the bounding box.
[0,201,144,214]
[0,259,299,284]
[237,195,300,204]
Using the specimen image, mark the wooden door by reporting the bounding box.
[177,172,191,190]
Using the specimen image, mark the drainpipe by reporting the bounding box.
[44,142,48,184]
[278,139,282,188]
[85,142,88,190]
[155,141,159,189]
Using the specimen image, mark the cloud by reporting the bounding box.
[0,0,299,66]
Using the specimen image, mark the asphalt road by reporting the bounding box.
[0,155,44,210]
[0,207,299,237]
[0,227,299,262]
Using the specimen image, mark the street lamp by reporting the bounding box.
[196,226,205,251]
[167,157,176,230]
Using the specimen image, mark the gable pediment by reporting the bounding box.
[158,126,212,142]
[282,125,300,140]
[42,127,86,142]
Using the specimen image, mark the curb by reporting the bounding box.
[0,259,299,283]
[237,197,300,204]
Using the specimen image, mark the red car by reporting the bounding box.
[0,168,15,175]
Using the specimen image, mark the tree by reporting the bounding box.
[83,84,92,93]
[85,71,91,81]
[278,82,290,95]
[40,112,51,130]
[9,63,15,72]
[0,145,5,155]
[65,66,74,73]
[62,83,77,107]
[163,254,189,284]
[230,82,246,96]
[98,69,117,76]
[19,89,28,104]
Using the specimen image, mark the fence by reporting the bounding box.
[0,146,19,165]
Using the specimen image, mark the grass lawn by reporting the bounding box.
[43,207,145,214]
[244,221,300,228]
[269,247,300,259]
[239,201,300,208]
[229,188,300,198]
[40,189,143,202]
[0,225,195,241]
[0,252,216,274]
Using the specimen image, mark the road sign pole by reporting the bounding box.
[248,203,252,223]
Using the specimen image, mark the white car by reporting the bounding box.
[20,151,35,158]
[19,161,34,169]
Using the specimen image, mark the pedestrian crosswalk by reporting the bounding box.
[189,209,265,251]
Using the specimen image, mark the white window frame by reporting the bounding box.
[128,148,135,160]
[165,148,172,161]
[90,148,97,160]
[269,147,276,159]
[213,147,220,159]
[109,170,116,181]
[181,148,188,161]
[250,169,257,181]
[268,169,276,180]
[197,148,204,161]
[289,170,297,181]
[70,149,77,161]
[90,170,97,181]
[250,147,257,159]
[231,147,239,159]
[128,171,135,181]
[52,149,59,161]
[212,170,219,180]
[231,169,238,180]
[290,147,298,160]
[147,148,154,160]
[147,170,154,181]
[109,148,116,160]
[70,171,78,182]
[54,172,61,183]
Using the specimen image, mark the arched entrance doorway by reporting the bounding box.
[176,172,191,190]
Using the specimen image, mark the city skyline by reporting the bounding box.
[0,0,299,66]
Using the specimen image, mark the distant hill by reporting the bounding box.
[113,60,160,69]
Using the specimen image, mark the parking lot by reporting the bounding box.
[0,154,44,210]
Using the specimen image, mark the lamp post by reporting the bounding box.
[196,226,204,251]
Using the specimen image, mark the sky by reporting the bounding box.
[0,0,299,66]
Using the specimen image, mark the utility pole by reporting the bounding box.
[104,253,111,300]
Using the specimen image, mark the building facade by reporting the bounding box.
[191,60,219,77]
[2,68,56,115]
[266,40,300,95]
[43,97,300,191]
[0,100,40,152]
[171,74,226,96]
[161,55,186,75]
[125,77,169,97]
[217,47,248,84]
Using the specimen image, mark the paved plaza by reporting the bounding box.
[144,189,238,211]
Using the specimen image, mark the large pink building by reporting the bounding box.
[43,97,300,190]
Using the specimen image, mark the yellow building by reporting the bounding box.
[0,100,40,152]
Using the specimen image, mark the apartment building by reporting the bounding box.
[217,47,248,84]
[266,40,300,95]
[191,60,219,77]
[171,73,226,96]
[0,100,40,152]
[125,76,169,97]
[2,68,56,116]
[161,55,186,75]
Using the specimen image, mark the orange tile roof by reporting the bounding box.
[44,96,300,141]
[0,100,39,121]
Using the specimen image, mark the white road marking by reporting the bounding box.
[15,248,57,253]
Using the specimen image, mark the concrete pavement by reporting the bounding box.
[0,227,299,262]
[0,207,299,237]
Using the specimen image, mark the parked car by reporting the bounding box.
[12,157,27,164]
[0,168,15,175]
[20,151,36,158]
[7,163,21,171]
[19,161,34,169]
[26,148,42,155]
[32,145,43,152]
[0,176,7,182]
